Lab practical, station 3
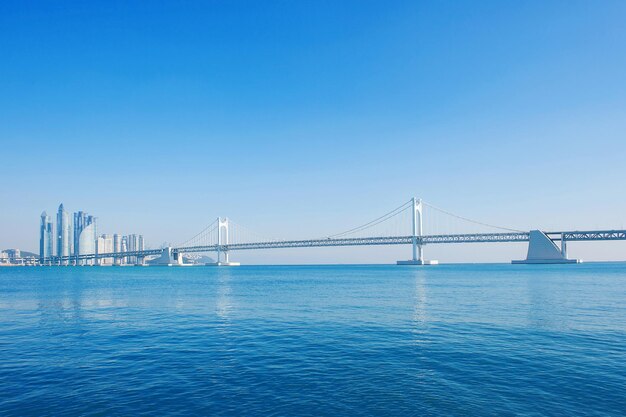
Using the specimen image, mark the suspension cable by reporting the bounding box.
[228,219,279,243]
[177,219,218,247]
[325,199,413,239]
[422,201,524,233]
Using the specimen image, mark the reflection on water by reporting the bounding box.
[216,268,234,320]
[525,271,564,330]
[412,269,428,325]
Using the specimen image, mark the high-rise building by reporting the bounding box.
[56,204,71,260]
[113,234,122,265]
[127,234,137,264]
[78,222,96,265]
[73,211,96,264]
[113,234,122,252]
[73,211,97,259]
[91,216,98,242]
[39,211,53,262]
[121,236,128,265]
[138,235,145,265]
[96,234,114,265]
[73,211,86,256]
[124,234,145,264]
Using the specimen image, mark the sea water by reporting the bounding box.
[1,264,625,416]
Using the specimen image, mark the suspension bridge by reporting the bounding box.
[39,197,626,266]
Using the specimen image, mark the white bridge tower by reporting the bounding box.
[211,217,240,266]
[397,197,438,265]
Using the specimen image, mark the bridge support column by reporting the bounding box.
[154,247,186,266]
[208,218,240,266]
[513,230,580,264]
[397,198,438,265]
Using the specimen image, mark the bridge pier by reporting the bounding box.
[397,198,438,265]
[512,230,580,264]
[154,247,186,266]
[208,257,240,267]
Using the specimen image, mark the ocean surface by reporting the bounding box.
[0,263,625,416]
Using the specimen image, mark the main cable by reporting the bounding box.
[325,199,413,239]
[422,201,524,233]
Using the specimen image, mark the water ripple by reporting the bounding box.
[1,264,625,416]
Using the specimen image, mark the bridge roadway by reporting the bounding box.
[174,232,529,253]
[40,229,626,264]
[173,229,626,254]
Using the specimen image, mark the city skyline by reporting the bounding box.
[2,1,626,263]
[34,202,145,265]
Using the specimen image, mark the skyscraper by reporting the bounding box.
[124,234,145,264]
[113,234,122,265]
[73,211,86,256]
[73,211,97,264]
[127,234,138,264]
[121,235,128,265]
[56,204,71,260]
[73,212,97,256]
[78,222,96,265]
[39,211,53,262]
[137,235,145,265]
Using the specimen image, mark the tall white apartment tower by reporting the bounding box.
[56,204,71,261]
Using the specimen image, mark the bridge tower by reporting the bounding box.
[397,197,438,265]
[212,217,240,266]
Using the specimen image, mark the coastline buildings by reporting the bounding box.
[0,250,38,266]
[37,204,146,265]
[5,249,21,261]
[1,249,38,266]
[39,212,53,261]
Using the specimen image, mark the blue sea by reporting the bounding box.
[1,264,625,416]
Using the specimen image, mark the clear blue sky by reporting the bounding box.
[2,0,626,263]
